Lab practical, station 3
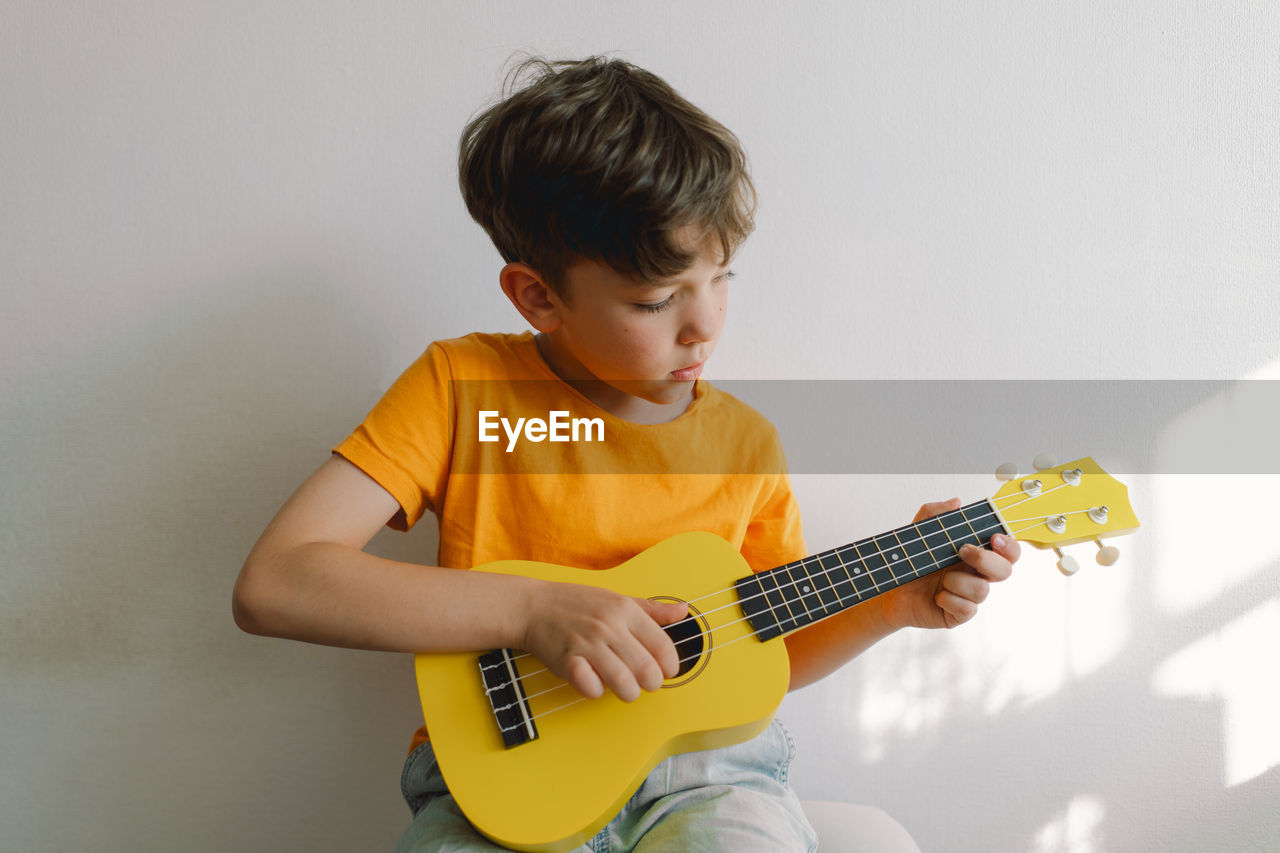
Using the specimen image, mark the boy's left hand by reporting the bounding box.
[879,498,1021,631]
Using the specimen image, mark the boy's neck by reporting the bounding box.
[534,332,695,425]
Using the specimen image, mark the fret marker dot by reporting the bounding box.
[802,585,811,594]
[854,568,862,574]
[892,552,900,560]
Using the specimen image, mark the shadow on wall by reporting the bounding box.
[789,487,1279,853]
[2,270,438,851]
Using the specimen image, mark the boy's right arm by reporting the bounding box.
[232,455,685,702]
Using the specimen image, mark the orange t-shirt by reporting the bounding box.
[333,331,806,749]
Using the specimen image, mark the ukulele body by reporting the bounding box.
[414,530,790,852]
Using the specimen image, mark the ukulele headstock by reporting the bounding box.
[989,457,1139,573]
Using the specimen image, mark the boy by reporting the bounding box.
[233,56,1019,851]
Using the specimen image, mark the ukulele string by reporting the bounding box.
[497,519,1003,711]
[658,506,1089,668]
[490,503,1072,725]
[486,485,1073,696]
[487,483,1066,687]
[496,519,1011,713]
[497,510,1062,731]
[486,503,1008,687]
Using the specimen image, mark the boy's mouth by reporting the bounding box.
[669,362,703,382]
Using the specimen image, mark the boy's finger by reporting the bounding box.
[565,655,605,700]
[914,497,962,522]
[637,597,690,625]
[935,589,979,625]
[991,532,1022,564]
[630,610,681,680]
[942,567,990,603]
[612,633,667,694]
[959,541,1015,582]
[593,649,643,703]
[613,608,668,684]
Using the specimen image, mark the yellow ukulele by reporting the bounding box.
[413,457,1139,851]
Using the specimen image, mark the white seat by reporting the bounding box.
[801,800,923,853]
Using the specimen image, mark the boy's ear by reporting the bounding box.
[499,263,562,332]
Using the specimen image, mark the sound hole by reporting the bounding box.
[663,614,705,679]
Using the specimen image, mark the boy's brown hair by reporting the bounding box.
[459,56,755,291]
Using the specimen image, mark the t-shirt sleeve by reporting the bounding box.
[332,343,455,531]
[739,429,807,572]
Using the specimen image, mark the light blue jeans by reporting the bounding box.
[393,717,817,852]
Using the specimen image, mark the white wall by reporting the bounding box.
[3,3,1277,851]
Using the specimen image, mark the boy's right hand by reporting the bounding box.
[520,582,689,703]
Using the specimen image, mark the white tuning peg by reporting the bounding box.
[1033,452,1058,472]
[995,462,1020,481]
[1055,547,1080,576]
[1095,541,1120,566]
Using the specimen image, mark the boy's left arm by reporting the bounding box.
[783,498,1021,691]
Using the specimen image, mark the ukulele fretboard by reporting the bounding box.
[734,500,1007,641]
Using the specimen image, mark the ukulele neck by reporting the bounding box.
[734,499,1007,641]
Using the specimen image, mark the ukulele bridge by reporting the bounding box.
[478,648,539,749]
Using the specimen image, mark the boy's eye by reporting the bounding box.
[632,272,732,313]
[634,297,673,313]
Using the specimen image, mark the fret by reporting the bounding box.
[940,508,967,551]
[805,554,842,613]
[963,501,1006,541]
[834,543,878,598]
[929,507,968,555]
[818,550,857,608]
[735,573,785,641]
[886,526,916,580]
[797,558,832,618]
[915,515,958,567]
[851,538,888,591]
[793,562,824,625]
[950,510,985,552]
[734,574,773,640]
[873,532,906,584]
[779,561,813,626]
[897,522,931,577]
[761,568,798,634]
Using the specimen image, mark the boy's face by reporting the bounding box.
[537,239,732,418]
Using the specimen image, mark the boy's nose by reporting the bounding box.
[678,291,724,344]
